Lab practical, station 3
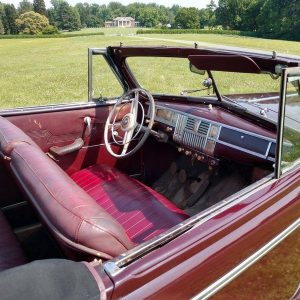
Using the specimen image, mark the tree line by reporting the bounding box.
[0,0,299,41]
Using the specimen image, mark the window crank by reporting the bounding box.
[84,116,92,136]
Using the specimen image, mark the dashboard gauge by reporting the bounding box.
[209,125,220,139]
[205,140,216,156]
[156,108,178,125]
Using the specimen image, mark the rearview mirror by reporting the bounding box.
[190,62,206,75]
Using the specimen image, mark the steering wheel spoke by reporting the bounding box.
[104,88,155,158]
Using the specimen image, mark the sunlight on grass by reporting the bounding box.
[62,27,148,35]
[0,31,299,108]
[141,33,300,56]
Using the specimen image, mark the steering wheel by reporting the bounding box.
[104,88,155,158]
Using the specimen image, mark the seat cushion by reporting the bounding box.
[71,165,189,244]
[0,211,26,271]
[0,116,38,156]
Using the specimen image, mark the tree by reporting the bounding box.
[0,2,5,34]
[256,0,300,40]
[16,11,49,34]
[3,4,18,34]
[239,0,262,31]
[216,0,248,29]
[0,18,4,34]
[175,7,200,29]
[33,0,46,16]
[53,1,81,31]
[18,0,33,15]
[206,0,216,28]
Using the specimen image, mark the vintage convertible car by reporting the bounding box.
[0,46,300,299]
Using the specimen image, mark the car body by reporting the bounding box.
[0,45,300,299]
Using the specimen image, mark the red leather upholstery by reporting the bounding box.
[4,115,189,259]
[71,165,189,244]
[0,116,38,156]
[0,211,26,271]
[10,143,135,260]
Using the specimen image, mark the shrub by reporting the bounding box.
[42,25,59,34]
[136,28,258,38]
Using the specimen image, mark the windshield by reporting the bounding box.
[212,71,281,101]
[126,56,281,103]
[126,57,215,98]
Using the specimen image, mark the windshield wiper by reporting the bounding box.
[180,87,209,96]
[222,95,248,111]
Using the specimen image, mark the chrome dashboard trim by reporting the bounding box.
[155,104,276,160]
[155,104,276,143]
[265,141,272,158]
[217,140,273,161]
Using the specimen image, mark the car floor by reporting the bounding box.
[2,202,63,261]
[151,156,255,216]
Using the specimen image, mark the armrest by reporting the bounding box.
[49,138,84,156]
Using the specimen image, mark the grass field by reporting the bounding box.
[1,29,300,108]
[1,29,300,299]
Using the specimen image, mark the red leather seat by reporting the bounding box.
[0,116,38,156]
[71,164,189,244]
[10,142,188,260]
[0,211,26,271]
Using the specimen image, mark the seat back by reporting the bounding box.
[0,116,38,156]
[10,143,134,260]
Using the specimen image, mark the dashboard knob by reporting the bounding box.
[178,147,184,152]
[185,150,191,156]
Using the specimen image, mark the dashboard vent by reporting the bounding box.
[198,121,210,135]
[185,117,196,131]
[183,132,206,150]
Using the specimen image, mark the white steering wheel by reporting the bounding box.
[104,88,155,158]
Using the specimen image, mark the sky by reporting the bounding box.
[1,0,211,9]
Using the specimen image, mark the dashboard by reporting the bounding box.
[153,102,276,166]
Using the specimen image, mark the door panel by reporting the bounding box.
[6,104,126,174]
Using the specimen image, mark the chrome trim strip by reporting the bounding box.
[82,139,139,149]
[265,141,272,158]
[192,218,300,300]
[0,99,121,116]
[217,140,273,161]
[275,68,288,178]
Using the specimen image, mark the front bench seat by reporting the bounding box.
[71,164,188,244]
[0,116,38,157]
[10,143,188,260]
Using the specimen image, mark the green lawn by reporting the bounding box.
[140,33,300,56]
[0,31,299,109]
[61,27,140,35]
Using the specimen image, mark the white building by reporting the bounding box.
[105,17,139,28]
